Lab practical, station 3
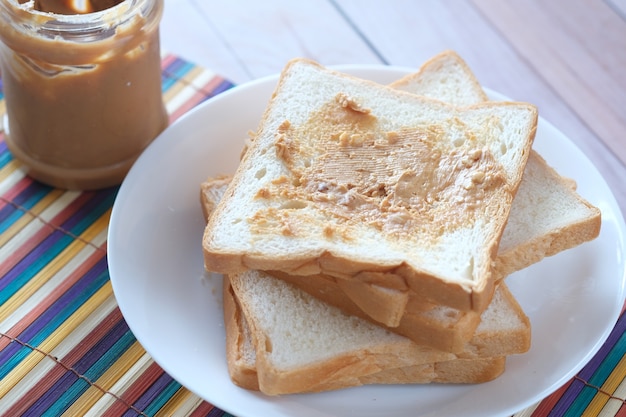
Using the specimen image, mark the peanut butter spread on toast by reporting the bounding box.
[252,93,507,243]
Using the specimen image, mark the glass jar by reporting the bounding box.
[0,0,168,190]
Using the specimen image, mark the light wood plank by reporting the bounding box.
[471,0,626,166]
[160,0,250,81]
[333,0,534,88]
[188,0,383,82]
[605,0,626,19]
[333,0,576,119]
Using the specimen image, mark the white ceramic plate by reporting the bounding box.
[108,66,626,417]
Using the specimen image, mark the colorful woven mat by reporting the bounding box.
[0,54,625,417]
[0,54,233,417]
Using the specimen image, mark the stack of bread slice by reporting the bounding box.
[200,51,601,395]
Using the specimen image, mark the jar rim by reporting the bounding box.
[0,0,159,30]
[0,0,163,64]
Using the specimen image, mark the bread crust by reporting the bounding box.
[223,272,516,394]
[271,269,482,352]
[390,50,490,105]
[222,275,259,390]
[493,152,601,279]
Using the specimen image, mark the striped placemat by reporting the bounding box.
[0,53,625,417]
[514,307,626,417]
[0,54,233,417]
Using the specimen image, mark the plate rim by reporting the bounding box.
[108,64,626,417]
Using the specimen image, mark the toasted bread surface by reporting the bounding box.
[203,58,538,312]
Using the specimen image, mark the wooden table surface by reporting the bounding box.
[161,0,626,216]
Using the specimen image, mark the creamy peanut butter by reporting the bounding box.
[0,0,167,189]
[253,93,507,242]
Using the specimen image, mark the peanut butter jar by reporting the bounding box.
[0,0,168,190]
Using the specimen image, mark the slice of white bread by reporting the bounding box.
[223,271,514,395]
[331,51,601,326]
[494,152,601,278]
[200,51,597,349]
[391,50,601,283]
[203,178,530,355]
[203,58,538,313]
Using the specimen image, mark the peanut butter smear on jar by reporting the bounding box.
[0,0,168,189]
[29,0,124,14]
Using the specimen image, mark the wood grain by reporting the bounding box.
[333,1,551,99]
[160,0,250,82]
[471,0,626,166]
[186,0,382,82]
[605,0,626,18]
